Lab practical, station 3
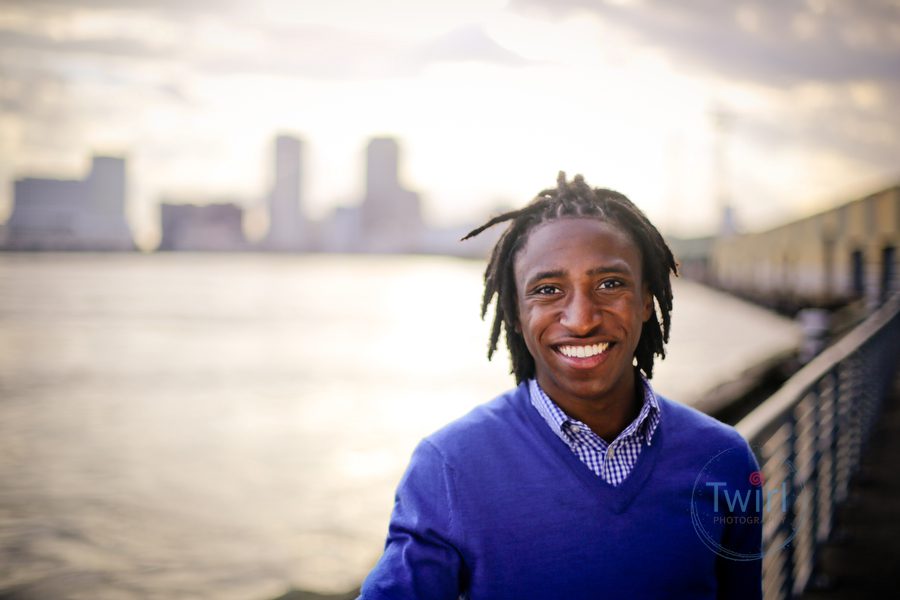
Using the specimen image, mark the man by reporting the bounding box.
[359,173,763,599]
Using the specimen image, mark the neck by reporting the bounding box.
[543,369,643,443]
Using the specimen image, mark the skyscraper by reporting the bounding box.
[365,137,400,204]
[265,134,305,251]
[360,137,423,253]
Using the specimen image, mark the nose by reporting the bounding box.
[560,289,600,336]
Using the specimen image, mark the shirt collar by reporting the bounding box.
[528,374,661,446]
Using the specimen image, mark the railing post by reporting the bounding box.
[782,411,797,599]
[847,350,866,478]
[828,368,840,535]
[809,382,822,577]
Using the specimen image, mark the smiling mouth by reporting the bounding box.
[555,342,611,359]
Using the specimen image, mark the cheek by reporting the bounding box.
[513,301,524,333]
[609,300,647,330]
[641,288,653,321]
[616,292,652,322]
[516,308,534,338]
[516,306,545,342]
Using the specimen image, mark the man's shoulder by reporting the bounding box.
[658,394,751,452]
[420,383,531,460]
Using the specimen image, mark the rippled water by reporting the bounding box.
[0,253,800,599]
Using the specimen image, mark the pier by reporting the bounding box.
[710,185,899,314]
[698,183,900,598]
[737,294,899,599]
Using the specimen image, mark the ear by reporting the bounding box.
[641,284,653,322]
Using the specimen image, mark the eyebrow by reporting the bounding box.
[524,263,633,289]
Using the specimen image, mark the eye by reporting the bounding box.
[533,284,561,296]
[598,279,624,290]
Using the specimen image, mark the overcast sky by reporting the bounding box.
[1,0,897,246]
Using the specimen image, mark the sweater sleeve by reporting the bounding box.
[359,439,466,600]
[715,438,763,600]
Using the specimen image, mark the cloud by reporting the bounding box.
[0,4,529,83]
[0,27,176,59]
[192,22,532,80]
[0,11,401,87]
[188,21,409,80]
[512,0,900,85]
[511,0,900,190]
[0,0,242,15]
[413,25,532,67]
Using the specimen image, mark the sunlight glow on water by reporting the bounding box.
[0,253,513,599]
[0,253,799,599]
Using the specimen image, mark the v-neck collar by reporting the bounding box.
[515,382,665,514]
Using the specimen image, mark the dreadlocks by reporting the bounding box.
[462,171,678,383]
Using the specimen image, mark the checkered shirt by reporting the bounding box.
[528,376,661,487]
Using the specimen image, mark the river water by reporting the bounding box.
[0,253,801,599]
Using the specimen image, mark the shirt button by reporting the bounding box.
[607,445,616,458]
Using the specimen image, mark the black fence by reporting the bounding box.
[735,294,900,599]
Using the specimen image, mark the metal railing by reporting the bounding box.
[735,294,900,599]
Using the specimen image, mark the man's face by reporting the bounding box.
[513,217,653,409]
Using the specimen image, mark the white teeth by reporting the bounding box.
[558,343,609,358]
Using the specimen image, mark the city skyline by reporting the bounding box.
[2,132,503,256]
[0,1,898,246]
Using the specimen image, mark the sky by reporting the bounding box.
[0,0,898,247]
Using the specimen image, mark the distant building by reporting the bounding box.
[264,135,307,251]
[158,201,247,252]
[319,205,363,253]
[3,156,134,251]
[711,184,900,312]
[667,235,715,283]
[359,137,424,253]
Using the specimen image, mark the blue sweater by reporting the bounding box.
[361,383,762,599]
